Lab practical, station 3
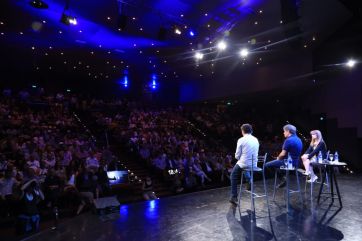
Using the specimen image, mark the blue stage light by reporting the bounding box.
[151,74,157,90]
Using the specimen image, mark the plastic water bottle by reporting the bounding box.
[287,154,293,169]
[318,151,323,163]
[334,151,339,163]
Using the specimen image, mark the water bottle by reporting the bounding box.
[318,151,323,163]
[334,151,339,163]
[287,154,293,169]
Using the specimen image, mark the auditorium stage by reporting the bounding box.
[24,174,362,241]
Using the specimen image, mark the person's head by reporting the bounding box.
[310,130,323,145]
[283,124,296,138]
[240,124,253,136]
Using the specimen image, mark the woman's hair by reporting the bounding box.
[310,130,323,146]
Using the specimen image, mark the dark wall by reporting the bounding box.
[180,51,313,102]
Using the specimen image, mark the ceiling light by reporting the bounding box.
[195,52,204,60]
[30,0,48,9]
[174,28,182,35]
[217,41,227,51]
[61,13,77,25]
[239,48,249,58]
[346,59,356,68]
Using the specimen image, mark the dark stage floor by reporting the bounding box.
[22,174,362,241]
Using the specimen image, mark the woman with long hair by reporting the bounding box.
[301,130,327,182]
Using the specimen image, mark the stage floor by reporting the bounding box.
[23,174,362,241]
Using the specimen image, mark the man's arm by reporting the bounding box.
[235,139,242,160]
[277,150,287,160]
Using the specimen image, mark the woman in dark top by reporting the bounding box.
[301,130,327,183]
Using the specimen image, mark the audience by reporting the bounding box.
[0,87,300,236]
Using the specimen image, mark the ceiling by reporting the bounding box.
[0,0,355,91]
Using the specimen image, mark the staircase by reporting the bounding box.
[74,109,174,203]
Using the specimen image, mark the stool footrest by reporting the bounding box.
[243,190,266,198]
[288,190,301,194]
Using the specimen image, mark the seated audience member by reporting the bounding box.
[17,179,44,234]
[43,168,63,208]
[85,152,100,171]
[75,166,98,214]
[96,165,110,196]
[301,130,327,183]
[184,166,197,189]
[193,159,211,186]
[0,168,19,217]
[26,156,41,175]
[142,176,157,200]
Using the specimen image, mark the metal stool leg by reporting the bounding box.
[238,171,244,213]
[250,171,255,222]
[310,177,313,206]
[286,170,290,212]
[263,167,271,219]
[295,168,304,206]
[325,168,330,187]
[273,169,278,201]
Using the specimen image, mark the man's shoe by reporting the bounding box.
[229,197,238,205]
[245,182,251,191]
[277,180,286,188]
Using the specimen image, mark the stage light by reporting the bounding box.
[195,52,204,60]
[346,59,356,68]
[217,41,227,51]
[239,48,249,58]
[150,74,158,90]
[30,0,48,9]
[189,30,195,37]
[174,28,182,35]
[61,13,77,25]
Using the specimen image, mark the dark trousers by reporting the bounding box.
[230,164,251,198]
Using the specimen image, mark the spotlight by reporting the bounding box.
[174,28,182,35]
[30,0,48,9]
[346,59,356,68]
[217,41,227,51]
[61,13,77,25]
[189,30,195,37]
[239,48,249,58]
[195,52,204,60]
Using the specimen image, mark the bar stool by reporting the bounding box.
[272,160,303,213]
[304,162,330,203]
[304,152,331,203]
[238,154,271,222]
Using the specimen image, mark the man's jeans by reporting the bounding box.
[230,164,251,198]
[265,159,299,181]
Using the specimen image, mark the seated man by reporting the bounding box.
[265,124,303,188]
[229,124,259,205]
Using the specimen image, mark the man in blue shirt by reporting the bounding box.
[265,124,303,188]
